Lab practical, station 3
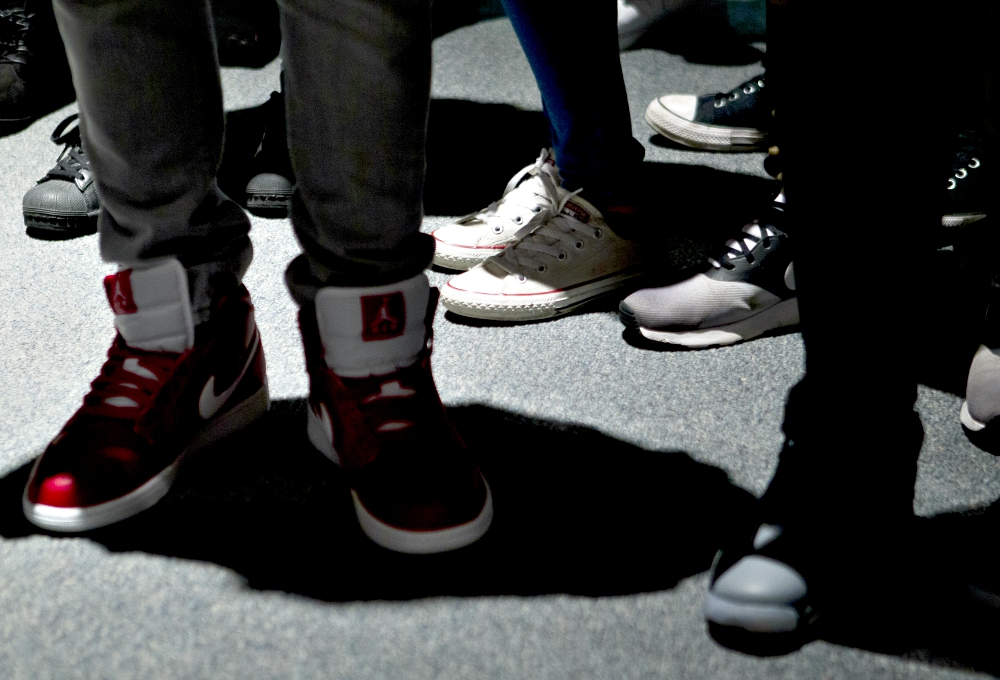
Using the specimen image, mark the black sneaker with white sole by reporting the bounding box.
[620,191,796,348]
[645,74,771,151]
[22,113,99,239]
[942,130,987,230]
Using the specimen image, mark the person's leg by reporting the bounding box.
[279,0,492,553]
[24,0,266,532]
[705,0,963,641]
[501,0,645,215]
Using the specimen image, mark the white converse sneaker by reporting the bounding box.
[431,149,561,271]
[440,176,645,322]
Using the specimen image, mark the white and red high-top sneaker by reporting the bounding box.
[301,273,492,553]
[23,258,269,532]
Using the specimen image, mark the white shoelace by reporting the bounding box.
[491,170,602,276]
[473,149,560,233]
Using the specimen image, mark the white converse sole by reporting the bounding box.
[441,269,645,321]
[307,408,494,554]
[645,99,769,151]
[432,240,506,272]
[24,382,270,532]
[960,401,987,432]
[703,590,801,633]
[638,297,799,348]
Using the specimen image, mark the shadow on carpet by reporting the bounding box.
[5,402,1000,673]
[0,402,755,601]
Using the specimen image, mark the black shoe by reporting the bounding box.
[23,113,99,239]
[942,130,987,230]
[645,74,771,151]
[211,0,281,68]
[1,0,74,129]
[245,90,294,217]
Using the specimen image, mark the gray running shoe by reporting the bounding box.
[620,191,796,348]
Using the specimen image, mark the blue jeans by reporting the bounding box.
[501,0,645,212]
[53,0,435,311]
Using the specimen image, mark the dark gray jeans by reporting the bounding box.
[53,0,435,313]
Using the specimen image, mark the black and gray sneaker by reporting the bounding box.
[1,0,74,127]
[644,73,771,151]
[962,274,1000,444]
[245,90,294,216]
[620,190,796,347]
[942,130,987,230]
[23,113,99,239]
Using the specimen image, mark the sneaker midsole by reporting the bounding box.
[638,298,799,348]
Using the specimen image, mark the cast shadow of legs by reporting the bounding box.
[0,400,757,602]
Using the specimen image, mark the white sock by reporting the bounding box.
[104,257,195,353]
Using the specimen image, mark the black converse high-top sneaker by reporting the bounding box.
[301,274,492,553]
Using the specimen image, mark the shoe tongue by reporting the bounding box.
[104,258,195,353]
[314,273,430,378]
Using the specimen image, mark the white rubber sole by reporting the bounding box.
[960,401,987,432]
[441,269,645,321]
[307,407,493,553]
[645,99,770,151]
[23,383,270,532]
[432,241,506,272]
[703,591,801,633]
[638,297,799,348]
[942,212,987,229]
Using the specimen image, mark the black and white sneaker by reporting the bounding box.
[22,113,99,239]
[645,74,771,151]
[942,130,986,230]
[962,274,1000,444]
[620,190,796,347]
[245,90,294,217]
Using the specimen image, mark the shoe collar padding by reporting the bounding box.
[314,273,430,378]
[104,257,195,354]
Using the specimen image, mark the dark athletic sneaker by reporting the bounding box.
[23,260,269,532]
[245,90,294,216]
[23,113,99,239]
[1,0,75,126]
[942,130,987,229]
[620,190,795,348]
[302,275,493,553]
[645,74,771,151]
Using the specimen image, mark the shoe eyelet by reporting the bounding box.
[757,79,765,87]
[714,99,725,108]
[513,215,523,224]
[574,241,584,249]
[947,178,957,190]
[743,85,755,94]
[516,274,527,283]
[492,225,503,234]
[532,205,542,213]
[538,265,546,273]
[557,252,567,260]
[593,229,603,238]
[728,92,739,101]
[955,168,968,179]
[969,157,981,169]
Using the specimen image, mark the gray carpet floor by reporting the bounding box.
[1,16,998,680]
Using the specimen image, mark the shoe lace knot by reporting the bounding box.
[708,201,784,270]
[491,170,601,275]
[44,114,90,182]
[79,340,182,419]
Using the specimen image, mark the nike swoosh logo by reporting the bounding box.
[198,327,259,420]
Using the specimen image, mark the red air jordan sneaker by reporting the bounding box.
[301,274,492,553]
[23,258,268,531]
